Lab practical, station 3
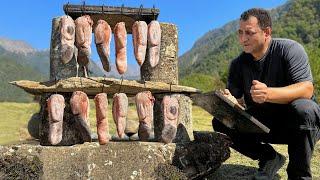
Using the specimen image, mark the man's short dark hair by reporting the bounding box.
[240,8,272,29]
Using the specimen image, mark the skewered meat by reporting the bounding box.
[94,20,112,72]
[47,94,65,145]
[135,91,155,141]
[147,20,161,68]
[60,15,75,64]
[114,22,127,74]
[75,15,93,77]
[161,96,179,144]
[112,93,128,138]
[94,93,109,145]
[132,21,148,66]
[70,91,91,142]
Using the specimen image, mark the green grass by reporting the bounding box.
[0,102,319,179]
[0,102,39,144]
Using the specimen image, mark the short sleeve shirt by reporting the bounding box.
[227,38,313,108]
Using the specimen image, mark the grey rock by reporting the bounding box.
[0,132,230,179]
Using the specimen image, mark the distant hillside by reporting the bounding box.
[0,38,105,102]
[179,1,290,78]
[0,54,45,102]
[178,0,320,98]
[0,37,37,54]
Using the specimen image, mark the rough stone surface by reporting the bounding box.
[141,23,178,85]
[154,94,193,143]
[11,77,199,97]
[125,119,139,136]
[28,113,41,139]
[50,16,84,80]
[0,132,230,179]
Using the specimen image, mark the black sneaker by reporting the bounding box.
[253,152,286,180]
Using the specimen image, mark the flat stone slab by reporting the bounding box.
[10,77,200,97]
[0,132,231,179]
[191,91,270,133]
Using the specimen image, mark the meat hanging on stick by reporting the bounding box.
[114,22,127,75]
[94,93,110,145]
[70,91,92,142]
[132,21,148,66]
[94,20,112,72]
[112,93,128,138]
[147,20,161,68]
[47,94,65,145]
[135,91,155,141]
[75,15,93,77]
[161,96,179,144]
[60,15,75,64]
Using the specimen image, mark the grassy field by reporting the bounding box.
[0,102,319,179]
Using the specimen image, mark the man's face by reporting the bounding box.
[238,16,268,56]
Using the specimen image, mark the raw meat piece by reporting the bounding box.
[132,21,147,66]
[60,15,75,64]
[147,20,161,68]
[135,91,155,141]
[75,15,93,76]
[94,93,109,145]
[70,91,91,142]
[161,96,179,143]
[112,93,128,138]
[114,22,127,74]
[94,20,112,72]
[47,94,65,145]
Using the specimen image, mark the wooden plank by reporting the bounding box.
[10,77,200,97]
[191,90,270,133]
[63,4,160,33]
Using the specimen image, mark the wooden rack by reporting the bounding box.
[63,3,160,33]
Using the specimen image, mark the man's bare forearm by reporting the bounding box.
[266,81,313,104]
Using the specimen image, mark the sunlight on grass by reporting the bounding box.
[0,102,39,144]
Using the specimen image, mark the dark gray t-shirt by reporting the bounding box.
[227,38,313,108]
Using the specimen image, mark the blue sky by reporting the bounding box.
[0,0,286,64]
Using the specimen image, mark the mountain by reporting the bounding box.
[0,54,45,102]
[178,0,320,97]
[0,38,105,102]
[0,37,140,102]
[178,1,291,78]
[0,38,50,76]
[0,37,37,54]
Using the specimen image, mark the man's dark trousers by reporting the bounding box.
[212,98,320,180]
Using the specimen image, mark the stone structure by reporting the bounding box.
[0,132,231,179]
[141,23,179,85]
[35,16,191,145]
[50,16,84,80]
[8,8,231,178]
[154,93,193,142]
[39,93,88,146]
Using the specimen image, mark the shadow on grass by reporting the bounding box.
[208,164,281,180]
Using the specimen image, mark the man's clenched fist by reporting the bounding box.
[250,80,269,104]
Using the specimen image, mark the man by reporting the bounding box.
[212,8,320,180]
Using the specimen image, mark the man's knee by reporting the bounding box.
[289,99,320,130]
[212,117,229,134]
[212,117,222,131]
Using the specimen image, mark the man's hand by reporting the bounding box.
[250,80,268,104]
[221,89,239,105]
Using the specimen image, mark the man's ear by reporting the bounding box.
[264,27,272,38]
